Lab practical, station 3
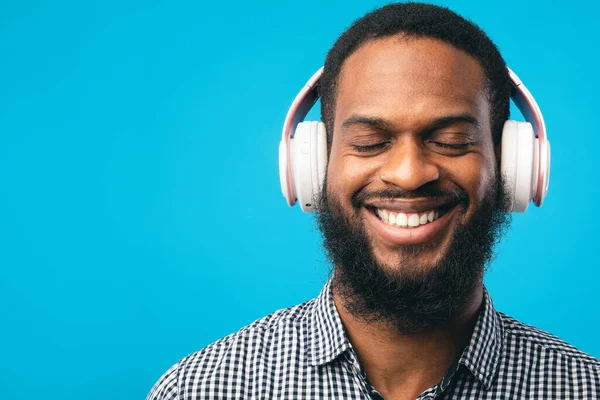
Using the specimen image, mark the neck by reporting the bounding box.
[332,282,483,400]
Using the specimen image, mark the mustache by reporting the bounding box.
[351,184,469,210]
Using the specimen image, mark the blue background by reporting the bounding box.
[0,0,597,398]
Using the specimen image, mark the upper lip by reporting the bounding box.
[365,199,452,214]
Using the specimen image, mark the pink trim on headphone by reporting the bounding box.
[280,68,323,206]
[281,66,548,208]
[507,68,548,206]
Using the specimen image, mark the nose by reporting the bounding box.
[378,138,440,191]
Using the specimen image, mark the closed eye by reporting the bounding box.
[351,142,390,153]
[429,141,474,150]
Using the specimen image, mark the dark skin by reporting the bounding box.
[326,36,498,399]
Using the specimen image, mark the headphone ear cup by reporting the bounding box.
[291,121,327,212]
[501,120,536,213]
[313,122,328,210]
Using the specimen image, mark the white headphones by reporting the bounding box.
[279,67,550,213]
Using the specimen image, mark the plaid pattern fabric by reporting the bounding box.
[147,281,600,399]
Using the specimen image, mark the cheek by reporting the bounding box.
[450,150,496,216]
[327,146,377,209]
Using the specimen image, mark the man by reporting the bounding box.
[148,3,600,399]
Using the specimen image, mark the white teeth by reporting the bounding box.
[375,208,442,228]
[396,213,408,227]
[388,213,396,224]
[408,214,420,227]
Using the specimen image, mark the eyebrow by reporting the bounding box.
[340,112,481,132]
[341,115,394,131]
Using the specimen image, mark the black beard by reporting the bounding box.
[315,175,511,334]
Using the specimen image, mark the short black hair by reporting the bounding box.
[320,2,511,145]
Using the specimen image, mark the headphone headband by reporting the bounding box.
[280,66,549,208]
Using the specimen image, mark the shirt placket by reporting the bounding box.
[341,347,462,400]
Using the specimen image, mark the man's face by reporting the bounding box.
[318,36,510,332]
[327,36,497,275]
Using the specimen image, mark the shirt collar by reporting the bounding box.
[307,280,351,366]
[307,280,504,390]
[458,288,504,389]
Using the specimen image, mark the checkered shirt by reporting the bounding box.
[147,281,600,399]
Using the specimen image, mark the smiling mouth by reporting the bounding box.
[367,204,454,228]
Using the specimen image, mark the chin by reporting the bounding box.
[369,239,452,277]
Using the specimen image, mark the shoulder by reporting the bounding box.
[146,299,316,400]
[499,312,600,376]
[179,297,315,370]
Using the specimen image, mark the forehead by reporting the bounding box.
[334,36,489,129]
